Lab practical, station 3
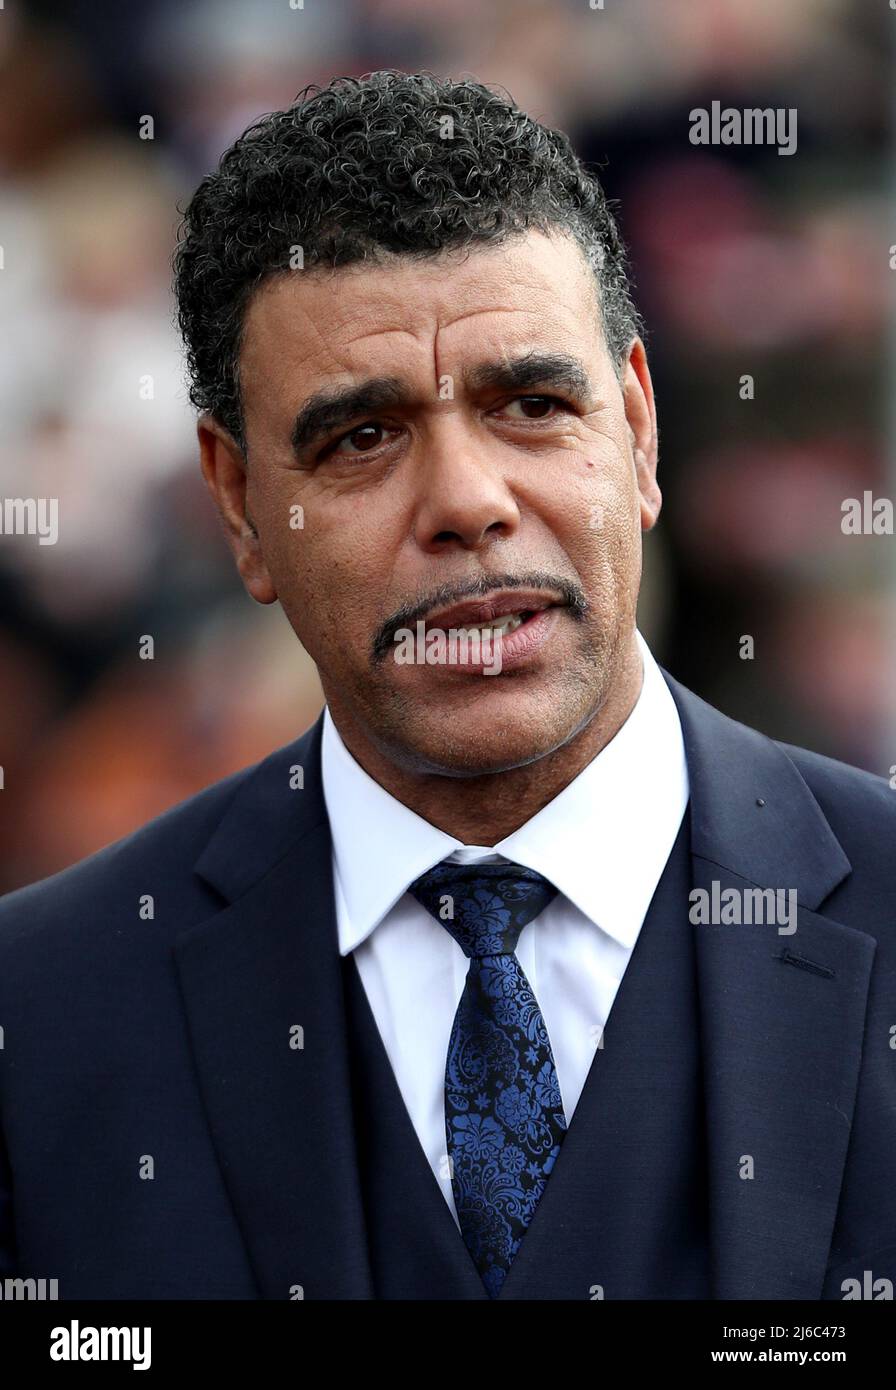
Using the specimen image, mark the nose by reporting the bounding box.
[413,421,521,554]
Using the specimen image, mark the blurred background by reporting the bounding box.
[0,0,893,890]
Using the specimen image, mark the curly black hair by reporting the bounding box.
[173,70,642,449]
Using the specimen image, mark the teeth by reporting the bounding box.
[455,612,526,637]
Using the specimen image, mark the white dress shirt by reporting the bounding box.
[321,630,689,1224]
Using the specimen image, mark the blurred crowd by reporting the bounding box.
[0,0,892,890]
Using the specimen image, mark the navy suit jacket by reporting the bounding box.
[0,672,894,1300]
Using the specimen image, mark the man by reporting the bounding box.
[0,71,893,1302]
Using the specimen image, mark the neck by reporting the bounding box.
[327,643,644,844]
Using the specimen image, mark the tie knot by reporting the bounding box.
[408,860,557,958]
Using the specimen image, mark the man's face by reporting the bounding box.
[201,229,660,775]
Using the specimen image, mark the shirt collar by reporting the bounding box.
[322,631,689,953]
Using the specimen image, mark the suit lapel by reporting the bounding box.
[664,674,876,1298]
[173,716,374,1299]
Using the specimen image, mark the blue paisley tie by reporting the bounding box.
[408,860,567,1297]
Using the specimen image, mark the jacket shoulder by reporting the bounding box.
[776,738,896,842]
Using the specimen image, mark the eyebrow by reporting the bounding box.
[289,352,595,455]
[464,352,594,402]
[290,378,405,454]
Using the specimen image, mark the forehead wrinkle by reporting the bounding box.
[332,322,440,400]
[435,304,523,333]
[431,308,514,394]
[340,323,432,350]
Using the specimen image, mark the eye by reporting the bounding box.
[328,421,393,457]
[501,395,569,420]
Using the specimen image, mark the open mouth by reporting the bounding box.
[406,599,565,675]
[424,610,535,639]
[421,588,564,633]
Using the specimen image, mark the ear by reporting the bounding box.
[197,415,278,605]
[622,337,661,531]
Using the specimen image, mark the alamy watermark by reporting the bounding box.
[0,1275,59,1299]
[50,1321,151,1371]
[689,882,797,935]
[689,102,798,157]
[0,497,59,545]
[393,618,510,675]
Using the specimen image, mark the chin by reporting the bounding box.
[398,707,582,778]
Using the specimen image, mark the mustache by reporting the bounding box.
[371,571,588,664]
